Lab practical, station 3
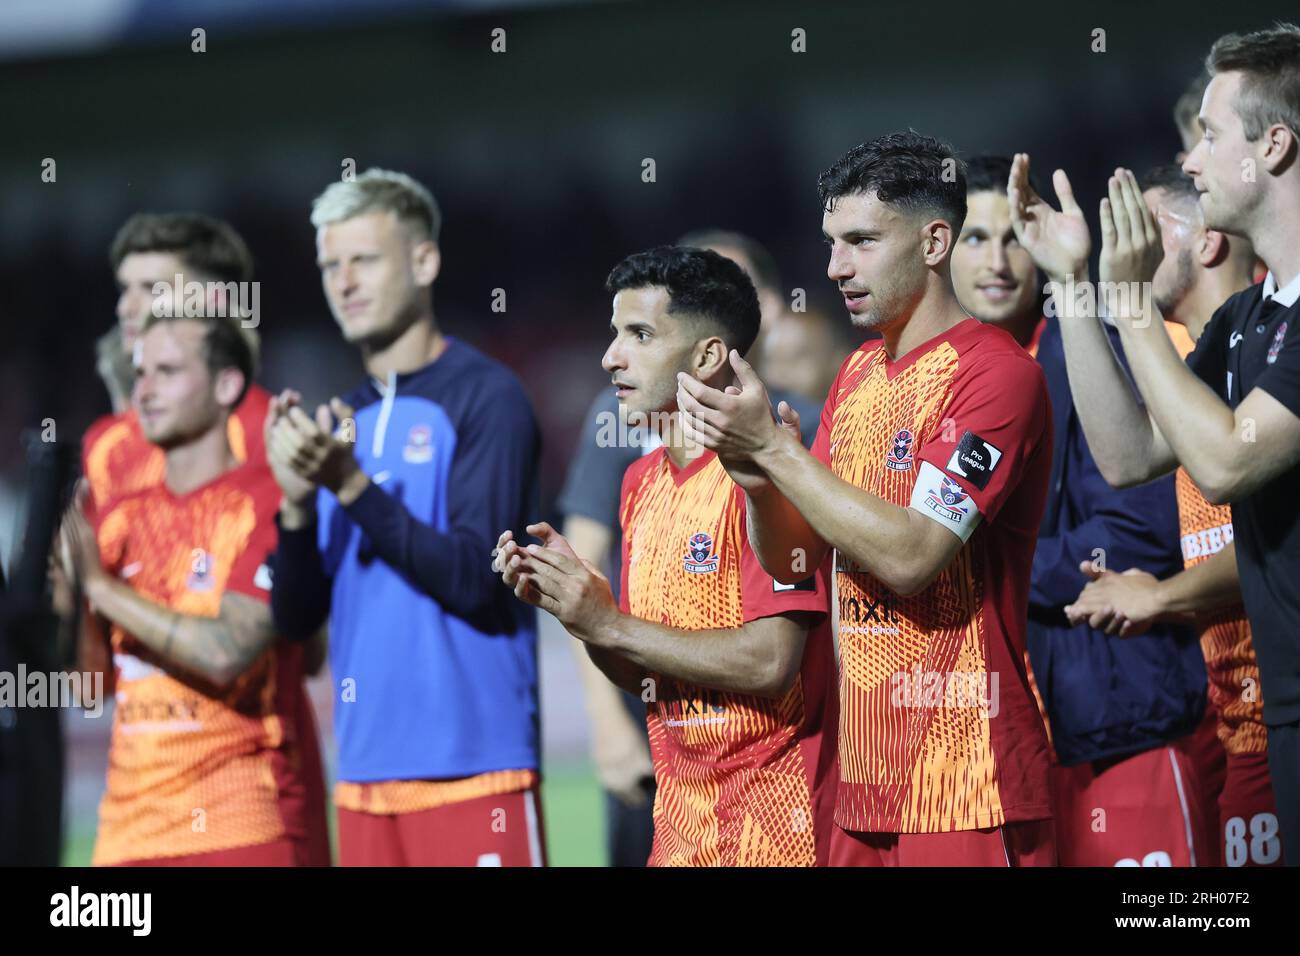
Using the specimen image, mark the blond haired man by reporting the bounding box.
[267,169,545,866]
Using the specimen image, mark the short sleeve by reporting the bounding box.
[738,491,828,623]
[95,503,130,576]
[80,416,117,524]
[911,351,1050,542]
[811,349,860,467]
[225,483,279,603]
[617,459,640,616]
[809,394,836,468]
[1186,304,1231,398]
[1254,313,1300,419]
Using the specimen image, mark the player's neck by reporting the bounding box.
[662,410,708,471]
[1248,189,1300,291]
[1182,266,1256,341]
[163,422,238,496]
[881,295,967,361]
[361,313,447,381]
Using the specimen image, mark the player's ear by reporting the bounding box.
[694,335,728,380]
[1199,228,1228,268]
[212,366,246,409]
[1259,121,1296,174]
[922,219,953,266]
[412,239,441,287]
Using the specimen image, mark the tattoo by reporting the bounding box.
[164,594,277,686]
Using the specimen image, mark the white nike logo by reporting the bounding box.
[1230,332,1244,348]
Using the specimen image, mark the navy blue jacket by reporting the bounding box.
[1027,319,1206,766]
[270,338,541,782]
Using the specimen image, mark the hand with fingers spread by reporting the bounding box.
[1007,153,1091,284]
[1098,167,1164,313]
[676,350,798,486]
[492,522,618,643]
[1063,560,1162,637]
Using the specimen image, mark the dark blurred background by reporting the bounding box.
[0,0,1291,863]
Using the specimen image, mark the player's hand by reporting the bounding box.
[57,484,104,596]
[493,522,584,606]
[676,351,783,464]
[265,390,316,507]
[716,398,803,496]
[1063,561,1163,636]
[493,529,538,603]
[507,529,619,643]
[47,550,75,618]
[273,397,368,502]
[1007,154,1091,284]
[591,710,655,808]
[1098,168,1164,318]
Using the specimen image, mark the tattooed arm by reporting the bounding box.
[61,502,277,689]
[84,582,277,689]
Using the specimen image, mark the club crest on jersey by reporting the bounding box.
[926,475,970,521]
[403,424,434,464]
[1268,321,1288,365]
[683,532,720,574]
[885,428,915,471]
[186,551,214,592]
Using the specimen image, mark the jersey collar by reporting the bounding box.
[1262,270,1300,308]
[664,447,717,486]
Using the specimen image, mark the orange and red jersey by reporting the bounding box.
[82,383,270,521]
[91,462,312,866]
[78,384,271,687]
[814,318,1054,833]
[1020,316,1053,754]
[1166,320,1265,755]
[618,448,836,866]
[1174,470,1265,755]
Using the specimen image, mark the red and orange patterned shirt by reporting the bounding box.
[1166,320,1264,755]
[1174,470,1265,754]
[619,448,836,866]
[82,383,270,519]
[91,463,311,865]
[815,319,1054,833]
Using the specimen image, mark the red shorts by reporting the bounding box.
[115,837,305,867]
[1052,743,1212,866]
[294,689,332,867]
[338,785,547,867]
[1218,750,1284,867]
[827,820,1056,866]
[1176,708,1228,865]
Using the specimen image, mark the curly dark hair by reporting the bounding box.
[817,130,967,231]
[605,245,761,356]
